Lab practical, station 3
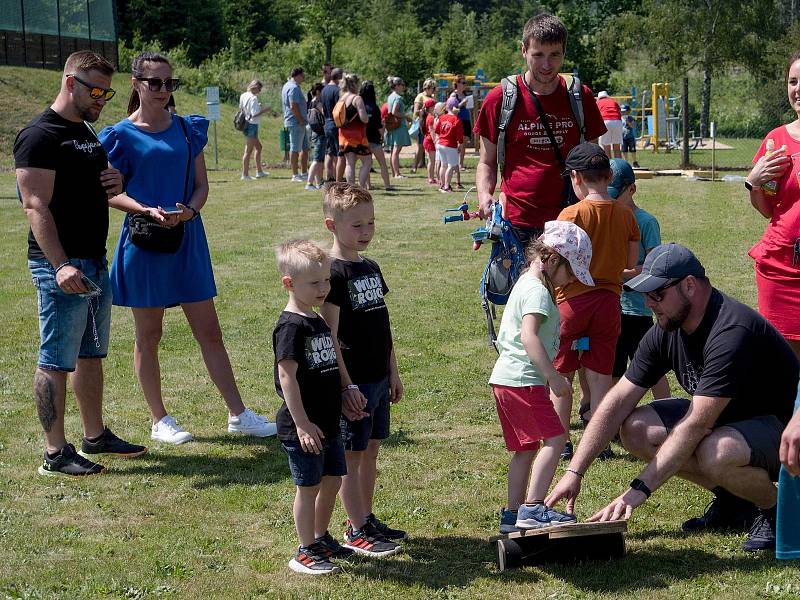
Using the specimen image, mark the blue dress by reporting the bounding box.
[384,92,411,148]
[99,115,217,308]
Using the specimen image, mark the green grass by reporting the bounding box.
[1,165,799,599]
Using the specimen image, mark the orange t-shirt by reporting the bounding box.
[556,199,640,302]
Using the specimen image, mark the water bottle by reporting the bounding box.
[762,139,786,195]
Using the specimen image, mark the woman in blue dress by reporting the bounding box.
[100,52,275,444]
[384,76,411,179]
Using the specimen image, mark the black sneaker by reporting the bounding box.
[343,521,402,557]
[38,443,105,477]
[81,427,148,458]
[742,507,777,552]
[682,492,758,532]
[560,441,574,461]
[598,445,614,461]
[367,513,407,540]
[315,531,355,559]
[633,161,641,169]
[288,543,340,575]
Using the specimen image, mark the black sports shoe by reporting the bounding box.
[682,492,758,533]
[560,441,574,461]
[81,427,148,458]
[288,543,340,575]
[343,521,402,557]
[742,507,777,552]
[315,531,355,559]
[38,443,105,477]
[367,513,407,540]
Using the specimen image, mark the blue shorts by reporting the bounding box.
[243,123,258,139]
[287,124,309,153]
[622,136,636,153]
[310,131,325,163]
[340,377,391,451]
[29,257,112,372]
[282,435,347,487]
[324,123,339,157]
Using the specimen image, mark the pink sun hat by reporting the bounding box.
[538,220,594,286]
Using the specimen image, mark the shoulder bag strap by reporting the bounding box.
[496,76,518,179]
[176,116,192,203]
[564,74,586,143]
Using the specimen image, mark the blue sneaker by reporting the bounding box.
[499,508,520,534]
[516,503,576,529]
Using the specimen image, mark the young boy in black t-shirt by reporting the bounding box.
[273,240,349,575]
[320,184,405,556]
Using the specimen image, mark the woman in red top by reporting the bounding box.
[596,91,623,159]
[747,50,800,358]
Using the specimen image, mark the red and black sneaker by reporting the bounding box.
[343,521,402,557]
[288,543,340,575]
[315,531,355,559]
[367,513,407,540]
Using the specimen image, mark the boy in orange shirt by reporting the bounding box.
[556,143,640,457]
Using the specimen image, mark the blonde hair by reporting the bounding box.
[339,72,360,94]
[247,79,263,92]
[323,183,373,220]
[433,101,445,117]
[423,78,437,91]
[276,239,328,277]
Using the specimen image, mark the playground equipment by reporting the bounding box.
[637,83,704,152]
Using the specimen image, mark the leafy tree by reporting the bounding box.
[300,0,362,63]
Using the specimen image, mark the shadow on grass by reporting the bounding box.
[112,445,290,489]
[381,428,416,448]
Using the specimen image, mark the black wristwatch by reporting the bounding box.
[629,478,652,498]
[744,180,759,192]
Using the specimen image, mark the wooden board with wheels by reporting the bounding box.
[489,521,627,571]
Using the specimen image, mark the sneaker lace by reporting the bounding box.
[160,417,181,435]
[747,513,772,538]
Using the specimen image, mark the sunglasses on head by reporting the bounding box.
[69,74,115,101]
[645,276,686,303]
[136,77,181,92]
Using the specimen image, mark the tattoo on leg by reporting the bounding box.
[34,371,57,432]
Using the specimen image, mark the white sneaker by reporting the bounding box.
[151,415,193,445]
[241,175,253,181]
[300,172,308,179]
[255,171,270,178]
[228,408,277,437]
[304,184,318,191]
[291,174,305,183]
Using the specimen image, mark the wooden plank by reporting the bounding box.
[488,520,626,542]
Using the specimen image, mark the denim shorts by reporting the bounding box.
[282,435,347,487]
[287,124,309,152]
[29,257,111,372]
[324,123,339,157]
[340,377,391,451]
[310,131,325,163]
[243,123,258,139]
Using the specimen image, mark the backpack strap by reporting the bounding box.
[563,74,585,143]
[496,76,519,180]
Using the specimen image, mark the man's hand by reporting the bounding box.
[478,193,495,219]
[100,167,123,197]
[389,372,404,404]
[55,264,88,294]
[544,470,582,515]
[342,388,368,421]
[296,420,325,454]
[587,488,647,522]
[780,412,800,476]
[548,372,572,401]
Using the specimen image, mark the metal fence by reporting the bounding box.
[0,0,117,69]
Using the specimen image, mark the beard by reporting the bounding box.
[657,293,691,332]
[76,100,101,123]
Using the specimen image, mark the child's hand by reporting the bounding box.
[548,373,572,400]
[296,421,324,454]
[342,387,368,413]
[389,373,404,404]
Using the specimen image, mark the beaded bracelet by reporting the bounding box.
[54,261,71,274]
[566,468,584,479]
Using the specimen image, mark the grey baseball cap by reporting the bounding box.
[624,243,705,293]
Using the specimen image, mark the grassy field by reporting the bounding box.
[1,160,800,599]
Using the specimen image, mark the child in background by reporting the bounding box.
[306,83,326,190]
[491,221,595,532]
[321,184,404,557]
[421,98,438,185]
[621,105,640,168]
[432,101,445,187]
[435,98,464,193]
[273,240,349,575]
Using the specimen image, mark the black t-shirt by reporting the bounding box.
[626,288,799,426]
[320,84,340,125]
[326,257,392,383]
[14,108,109,261]
[364,102,382,145]
[273,311,342,442]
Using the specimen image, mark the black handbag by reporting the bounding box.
[127,117,192,253]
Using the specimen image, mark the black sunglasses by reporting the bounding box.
[645,277,686,303]
[69,74,115,101]
[137,77,181,92]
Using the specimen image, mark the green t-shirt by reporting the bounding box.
[489,271,560,387]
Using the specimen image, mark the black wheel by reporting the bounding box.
[497,538,522,571]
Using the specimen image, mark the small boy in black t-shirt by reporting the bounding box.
[320,184,405,556]
[273,240,348,575]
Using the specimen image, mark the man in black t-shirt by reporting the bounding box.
[320,67,343,181]
[14,50,146,478]
[546,243,799,553]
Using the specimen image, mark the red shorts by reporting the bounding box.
[492,384,565,451]
[554,289,621,375]
[754,254,800,340]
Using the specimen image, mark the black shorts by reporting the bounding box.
[460,118,473,140]
[649,398,783,481]
[323,123,339,157]
[622,136,636,153]
[613,314,654,378]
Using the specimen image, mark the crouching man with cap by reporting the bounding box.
[545,243,799,552]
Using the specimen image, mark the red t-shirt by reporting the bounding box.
[473,75,606,229]
[435,114,464,148]
[423,114,436,152]
[750,126,800,266]
[597,97,621,121]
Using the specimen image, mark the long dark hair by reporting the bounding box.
[359,80,377,106]
[127,51,171,116]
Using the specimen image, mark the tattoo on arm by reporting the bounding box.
[34,371,57,432]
